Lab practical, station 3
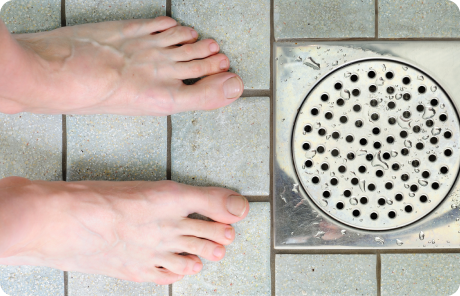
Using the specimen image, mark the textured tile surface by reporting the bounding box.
[67,115,167,181]
[0,265,64,295]
[0,0,61,33]
[274,0,375,39]
[276,254,377,296]
[171,97,270,196]
[66,0,165,26]
[173,202,271,296]
[0,113,62,180]
[68,273,168,296]
[381,254,460,296]
[172,0,270,89]
[379,0,460,37]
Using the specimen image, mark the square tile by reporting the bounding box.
[276,254,377,296]
[171,97,270,196]
[0,113,62,180]
[67,115,167,181]
[0,265,64,295]
[66,0,165,26]
[381,254,460,296]
[68,272,168,296]
[173,202,271,296]
[274,0,375,39]
[1,0,61,33]
[172,0,270,89]
[379,0,460,38]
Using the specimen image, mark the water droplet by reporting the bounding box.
[359,179,366,192]
[456,218,459,221]
[391,150,398,157]
[382,64,386,72]
[404,183,410,189]
[314,231,326,239]
[418,179,428,187]
[358,149,368,156]
[387,199,394,205]
[341,230,346,235]
[422,135,429,140]
[402,66,408,71]
[404,140,413,148]
[431,85,437,92]
[371,151,389,170]
[396,239,404,246]
[340,89,351,100]
[431,239,435,244]
[321,199,328,207]
[431,127,441,136]
[375,237,385,244]
[344,72,351,78]
[326,135,331,140]
[414,168,420,173]
[422,107,436,119]
[376,77,385,86]
[304,57,321,70]
[409,192,415,197]
[395,94,402,100]
[419,231,425,240]
[332,61,338,66]
[418,75,424,81]
[350,198,358,206]
[305,150,317,159]
[315,122,321,128]
[440,104,445,109]
[452,204,457,209]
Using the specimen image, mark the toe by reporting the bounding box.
[160,253,203,275]
[150,268,183,285]
[167,39,220,61]
[172,73,244,113]
[174,54,229,79]
[175,236,226,261]
[121,16,178,37]
[151,25,198,47]
[179,218,234,245]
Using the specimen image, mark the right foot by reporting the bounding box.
[1,17,243,115]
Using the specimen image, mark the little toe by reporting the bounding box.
[167,39,220,61]
[174,54,229,79]
[151,25,198,47]
[175,236,226,262]
[179,218,234,245]
[160,253,203,275]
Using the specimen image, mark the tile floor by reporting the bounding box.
[1,0,460,295]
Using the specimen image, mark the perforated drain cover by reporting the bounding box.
[292,58,460,231]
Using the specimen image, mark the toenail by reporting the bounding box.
[213,246,225,258]
[226,195,247,217]
[209,42,219,53]
[225,228,233,240]
[219,59,228,70]
[193,262,202,272]
[191,29,198,39]
[223,77,242,99]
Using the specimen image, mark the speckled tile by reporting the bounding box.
[0,0,60,33]
[379,0,460,38]
[276,254,377,296]
[274,0,375,39]
[68,273,168,296]
[67,115,167,181]
[381,254,460,296]
[66,0,165,26]
[0,113,62,181]
[172,0,270,89]
[0,265,64,295]
[171,97,269,196]
[173,202,270,296]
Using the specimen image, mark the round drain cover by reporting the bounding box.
[292,58,460,230]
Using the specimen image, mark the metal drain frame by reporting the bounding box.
[274,41,460,249]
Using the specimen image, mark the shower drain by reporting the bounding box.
[292,59,460,231]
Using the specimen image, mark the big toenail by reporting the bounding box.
[226,195,247,217]
[225,228,233,240]
[191,30,198,39]
[223,77,242,99]
[209,43,219,53]
[193,262,202,272]
[213,246,225,258]
[219,59,228,70]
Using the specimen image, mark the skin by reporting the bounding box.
[0,16,248,284]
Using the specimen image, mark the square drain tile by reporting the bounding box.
[274,41,460,249]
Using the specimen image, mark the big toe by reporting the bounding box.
[173,73,244,113]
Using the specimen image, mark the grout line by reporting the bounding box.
[60,0,66,27]
[62,115,67,182]
[245,195,270,202]
[375,0,378,38]
[377,253,381,296]
[276,37,460,42]
[274,248,460,254]
[269,0,275,295]
[167,116,172,181]
[242,89,271,97]
[166,0,171,17]
[64,271,68,296]
[169,283,172,296]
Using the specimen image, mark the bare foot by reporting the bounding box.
[1,16,243,115]
[0,177,249,284]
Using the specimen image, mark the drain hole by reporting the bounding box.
[368,183,376,191]
[430,137,438,145]
[370,212,379,220]
[351,177,359,185]
[323,190,331,198]
[338,165,347,173]
[417,105,424,112]
[412,160,420,167]
[387,86,395,94]
[332,131,340,139]
[400,130,408,138]
[429,154,437,162]
[378,198,386,206]
[337,98,345,106]
[383,152,391,160]
[444,130,452,139]
[369,85,377,93]
[387,136,395,144]
[340,116,348,123]
[388,117,396,125]
[430,98,438,106]
[336,202,344,210]
[311,108,319,116]
[441,166,449,174]
[360,138,368,146]
[410,184,418,192]
[321,163,329,171]
[331,149,340,157]
[358,165,367,173]
[321,93,329,102]
[350,74,359,82]
[416,142,424,150]
[413,125,421,133]
[305,160,313,167]
[318,128,327,136]
[352,209,361,217]
[312,176,320,184]
[348,152,356,160]
[368,70,376,78]
[371,113,380,121]
[304,125,312,133]
[392,163,400,171]
[402,76,411,85]
[386,71,394,79]
[353,104,361,112]
[360,197,368,204]
[426,119,434,127]
[432,182,440,190]
[376,170,384,177]
[331,178,338,186]
[422,171,430,178]
[352,89,360,96]
[445,148,453,157]
[405,205,413,213]
[401,174,409,181]
[388,101,396,109]
[401,148,409,156]
[317,146,325,154]
[325,111,333,120]
[370,99,378,107]
[385,182,394,190]
[346,135,354,143]
[388,211,396,219]
[372,127,380,135]
[334,82,343,90]
[403,93,411,101]
[366,154,374,161]
[395,193,403,201]
[374,141,382,149]
[440,113,448,122]
[403,111,411,118]
[420,195,428,203]
[355,120,363,128]
[302,142,311,150]
[344,190,352,197]
[418,85,426,93]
